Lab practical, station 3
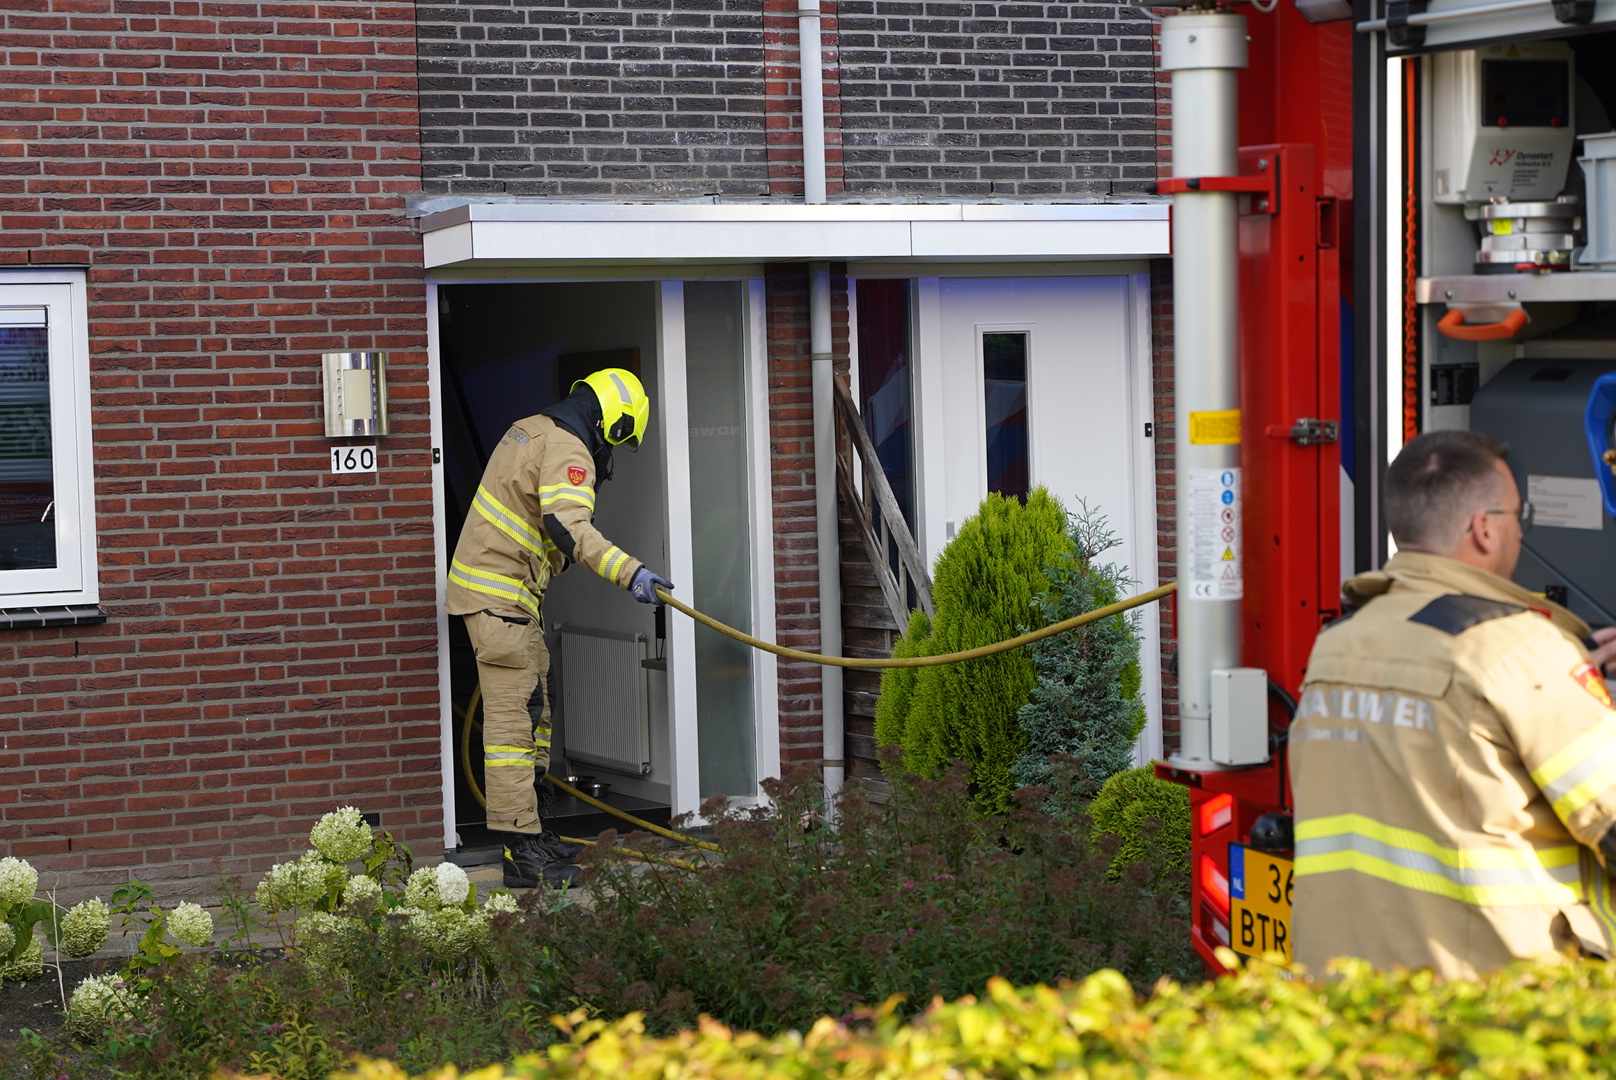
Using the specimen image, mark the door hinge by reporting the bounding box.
[1266,419,1339,446]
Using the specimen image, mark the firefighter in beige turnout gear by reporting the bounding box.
[1292,430,1616,978]
[447,368,674,889]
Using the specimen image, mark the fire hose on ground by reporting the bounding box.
[455,581,1177,865]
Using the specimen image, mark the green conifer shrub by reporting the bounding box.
[872,608,933,750]
[876,488,1074,812]
[1089,765,1191,880]
[1013,503,1146,802]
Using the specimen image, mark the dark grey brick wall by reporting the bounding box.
[837,2,1158,198]
[418,0,770,197]
[416,0,1161,199]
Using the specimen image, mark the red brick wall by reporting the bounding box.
[1150,259,1178,755]
[1151,17,1177,753]
[0,0,431,898]
[764,0,842,197]
[764,263,849,771]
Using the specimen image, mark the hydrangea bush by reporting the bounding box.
[252,808,515,973]
[0,855,112,986]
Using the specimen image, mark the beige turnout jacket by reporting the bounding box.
[1291,551,1616,979]
[446,414,641,619]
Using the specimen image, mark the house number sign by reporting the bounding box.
[330,445,378,474]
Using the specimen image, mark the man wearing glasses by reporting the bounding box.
[1290,430,1616,978]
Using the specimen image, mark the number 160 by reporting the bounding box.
[330,446,378,474]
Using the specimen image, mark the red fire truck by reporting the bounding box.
[1155,0,1616,975]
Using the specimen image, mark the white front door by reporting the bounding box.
[913,274,1162,756]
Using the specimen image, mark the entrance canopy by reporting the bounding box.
[418,202,1171,269]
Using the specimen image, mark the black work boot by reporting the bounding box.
[534,777,585,859]
[541,829,586,860]
[502,833,582,890]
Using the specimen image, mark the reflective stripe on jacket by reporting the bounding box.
[1290,551,1616,979]
[446,414,642,618]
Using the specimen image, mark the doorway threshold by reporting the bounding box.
[447,792,674,868]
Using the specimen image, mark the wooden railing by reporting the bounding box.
[831,374,934,628]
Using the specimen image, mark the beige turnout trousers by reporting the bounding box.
[464,609,552,835]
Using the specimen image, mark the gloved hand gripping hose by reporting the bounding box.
[653,582,1176,669]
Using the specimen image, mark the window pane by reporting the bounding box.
[0,325,56,571]
[855,279,915,528]
[684,281,756,798]
[983,331,1029,501]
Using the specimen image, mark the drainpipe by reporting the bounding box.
[1162,11,1248,767]
[810,263,844,802]
[798,0,827,204]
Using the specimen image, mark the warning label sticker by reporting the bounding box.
[1189,409,1242,446]
[1188,468,1242,600]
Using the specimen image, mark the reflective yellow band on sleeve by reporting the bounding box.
[484,744,537,767]
[538,482,596,511]
[450,558,542,618]
[1531,721,1616,820]
[1295,813,1582,907]
[596,545,626,581]
[473,485,555,559]
[1584,848,1616,944]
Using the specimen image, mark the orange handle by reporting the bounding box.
[1437,307,1528,341]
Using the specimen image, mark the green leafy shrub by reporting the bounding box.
[488,760,1196,1039]
[24,782,1192,1078]
[334,954,1616,1080]
[1089,765,1191,879]
[871,606,932,749]
[1014,502,1146,803]
[876,488,1074,811]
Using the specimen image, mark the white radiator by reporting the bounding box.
[557,626,651,775]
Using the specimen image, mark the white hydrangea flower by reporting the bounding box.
[0,935,43,982]
[483,891,519,914]
[435,862,470,906]
[408,906,481,962]
[166,902,214,948]
[66,973,139,1037]
[0,857,38,907]
[340,874,382,912]
[255,851,350,913]
[294,911,366,972]
[403,866,446,912]
[308,806,373,864]
[0,921,14,959]
[59,898,110,958]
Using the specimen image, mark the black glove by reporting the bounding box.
[629,567,675,605]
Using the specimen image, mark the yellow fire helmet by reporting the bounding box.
[573,367,651,448]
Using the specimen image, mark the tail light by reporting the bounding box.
[1198,792,1234,836]
[1200,853,1231,917]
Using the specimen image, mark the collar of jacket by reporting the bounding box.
[1344,550,1590,640]
[540,388,614,483]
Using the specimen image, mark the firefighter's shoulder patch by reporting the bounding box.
[1407,594,1526,636]
[1572,661,1614,709]
[567,465,587,486]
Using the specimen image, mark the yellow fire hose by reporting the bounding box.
[454,699,721,857]
[653,583,1175,669]
[456,582,1175,859]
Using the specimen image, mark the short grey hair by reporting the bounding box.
[1383,430,1511,550]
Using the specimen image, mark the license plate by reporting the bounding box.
[1229,844,1293,964]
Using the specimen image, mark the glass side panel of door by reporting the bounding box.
[0,323,55,571]
[983,331,1029,502]
[855,279,916,529]
[684,281,757,798]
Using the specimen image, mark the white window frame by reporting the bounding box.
[0,270,97,608]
